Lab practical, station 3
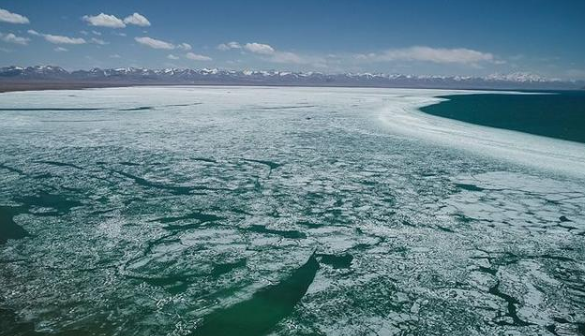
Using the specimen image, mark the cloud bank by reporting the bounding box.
[0,8,29,24]
[135,36,174,49]
[0,32,29,45]
[82,12,151,28]
[28,29,90,46]
[185,52,212,61]
[217,41,241,51]
[44,34,86,45]
[82,13,126,28]
[91,37,108,45]
[357,46,496,65]
[123,13,151,27]
[219,41,324,66]
[243,42,275,55]
[177,43,191,50]
[135,37,193,51]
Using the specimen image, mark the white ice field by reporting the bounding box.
[0,86,584,336]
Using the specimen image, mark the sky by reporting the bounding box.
[0,0,584,79]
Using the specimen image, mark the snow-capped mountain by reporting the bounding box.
[0,65,583,90]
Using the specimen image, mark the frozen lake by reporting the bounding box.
[1,86,584,336]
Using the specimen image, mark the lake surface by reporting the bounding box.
[0,87,584,336]
[420,91,585,144]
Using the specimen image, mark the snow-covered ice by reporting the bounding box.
[0,87,583,336]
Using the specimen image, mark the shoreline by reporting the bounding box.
[1,81,580,94]
[0,82,138,93]
[378,90,585,178]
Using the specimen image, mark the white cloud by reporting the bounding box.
[123,13,151,27]
[217,41,241,51]
[92,30,102,36]
[54,47,68,52]
[220,40,323,66]
[167,54,180,60]
[177,43,191,50]
[268,51,327,67]
[135,36,174,49]
[269,51,305,64]
[185,52,212,61]
[0,8,29,24]
[82,13,126,28]
[109,54,121,58]
[44,34,86,45]
[0,32,29,45]
[358,46,495,65]
[27,29,86,45]
[220,41,301,64]
[91,37,108,45]
[134,37,192,51]
[244,42,275,55]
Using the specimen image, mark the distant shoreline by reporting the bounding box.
[2,81,584,94]
[0,82,135,93]
[2,66,584,93]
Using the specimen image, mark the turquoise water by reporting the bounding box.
[420,91,585,144]
[0,87,584,336]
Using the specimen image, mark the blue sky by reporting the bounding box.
[1,0,584,79]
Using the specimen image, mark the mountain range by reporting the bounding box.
[1,65,583,91]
